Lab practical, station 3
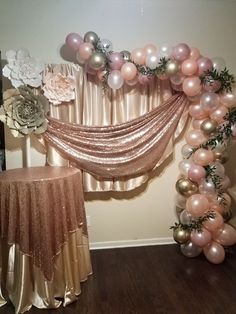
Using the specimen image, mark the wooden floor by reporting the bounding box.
[1,244,236,314]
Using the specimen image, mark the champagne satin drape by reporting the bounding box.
[44,64,189,191]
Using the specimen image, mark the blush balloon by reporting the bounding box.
[131,48,146,65]
[188,164,206,183]
[181,59,198,76]
[210,105,229,123]
[203,211,224,232]
[192,148,214,166]
[213,223,236,246]
[191,228,212,247]
[189,103,209,119]
[121,62,137,81]
[183,77,202,97]
[185,129,207,147]
[203,241,225,264]
[186,194,209,217]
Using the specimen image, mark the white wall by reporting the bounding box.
[1,0,236,247]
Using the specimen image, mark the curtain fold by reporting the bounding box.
[44,64,189,191]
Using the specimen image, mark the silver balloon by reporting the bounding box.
[179,210,192,225]
[88,52,106,70]
[180,241,202,258]
[97,39,113,53]
[84,31,99,45]
[120,50,131,62]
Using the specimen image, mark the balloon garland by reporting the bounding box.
[65,30,236,264]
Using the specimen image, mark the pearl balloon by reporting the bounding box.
[181,241,202,257]
[178,159,194,176]
[143,44,157,56]
[146,54,159,69]
[181,144,194,159]
[200,92,220,113]
[107,70,124,90]
[203,241,225,264]
[179,210,192,224]
[186,194,210,217]
[211,57,226,72]
[199,178,217,197]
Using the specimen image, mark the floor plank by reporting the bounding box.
[0,244,236,313]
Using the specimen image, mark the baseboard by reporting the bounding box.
[89,237,175,250]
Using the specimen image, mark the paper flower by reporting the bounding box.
[0,86,49,137]
[42,73,76,105]
[2,49,44,88]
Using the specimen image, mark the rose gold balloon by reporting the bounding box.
[192,118,206,129]
[186,194,210,217]
[78,42,94,61]
[121,62,137,81]
[191,228,212,247]
[193,148,214,166]
[203,211,224,232]
[210,105,229,124]
[183,77,202,97]
[203,241,225,264]
[213,223,236,246]
[189,104,209,119]
[185,129,207,147]
[220,89,236,108]
[190,47,201,60]
[131,48,146,65]
[181,59,198,76]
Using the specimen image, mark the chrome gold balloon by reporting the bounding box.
[166,60,180,76]
[88,52,106,70]
[214,151,229,164]
[175,178,198,197]
[200,119,218,135]
[173,227,191,244]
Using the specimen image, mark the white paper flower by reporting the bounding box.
[42,73,76,105]
[2,49,44,88]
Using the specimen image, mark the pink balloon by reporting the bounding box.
[65,32,83,51]
[189,104,209,119]
[185,129,207,147]
[213,223,236,246]
[203,211,224,231]
[220,88,236,108]
[183,77,202,96]
[121,62,137,81]
[143,44,157,56]
[210,105,229,123]
[190,47,201,60]
[109,52,125,70]
[188,164,206,183]
[191,228,212,247]
[203,241,225,264]
[107,70,124,90]
[186,194,209,217]
[181,59,198,76]
[172,43,190,62]
[78,42,94,61]
[131,48,146,65]
[197,57,213,76]
[193,148,214,166]
[200,92,220,113]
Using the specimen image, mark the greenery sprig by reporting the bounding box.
[200,68,235,93]
[170,211,216,233]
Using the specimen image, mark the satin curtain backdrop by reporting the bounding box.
[44,64,189,191]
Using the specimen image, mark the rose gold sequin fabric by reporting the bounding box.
[0,166,87,280]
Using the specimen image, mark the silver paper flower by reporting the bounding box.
[0,86,49,137]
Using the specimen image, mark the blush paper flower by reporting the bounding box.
[42,73,76,105]
[2,49,44,88]
[0,86,49,137]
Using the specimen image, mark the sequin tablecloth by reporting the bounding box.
[0,166,92,313]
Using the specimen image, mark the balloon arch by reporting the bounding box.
[2,30,236,264]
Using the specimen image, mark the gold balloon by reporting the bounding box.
[173,227,191,244]
[200,119,218,135]
[88,52,106,70]
[175,178,198,197]
[214,151,229,164]
[166,60,180,76]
